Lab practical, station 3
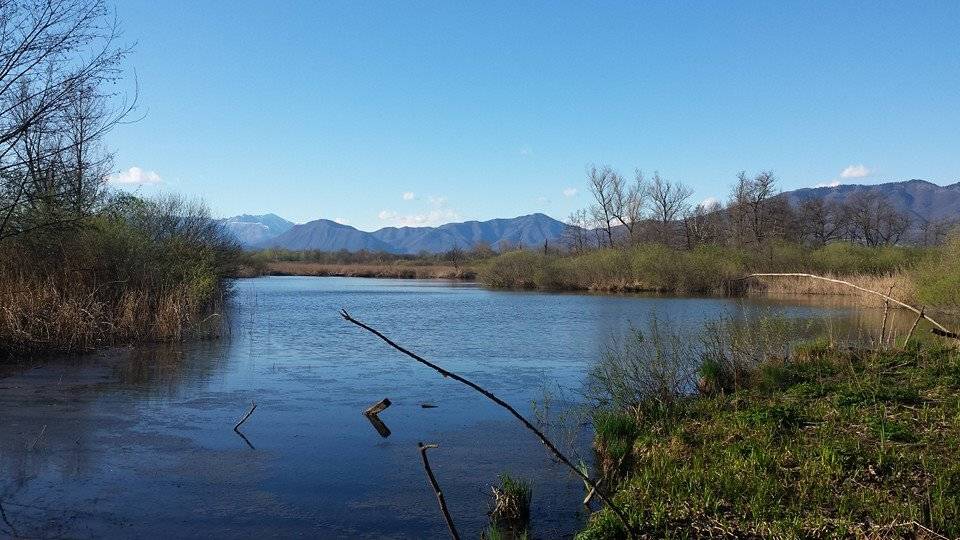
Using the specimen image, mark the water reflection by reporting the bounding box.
[0,277,952,538]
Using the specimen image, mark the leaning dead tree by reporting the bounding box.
[746,273,957,339]
[339,309,636,536]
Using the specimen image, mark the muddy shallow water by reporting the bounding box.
[0,277,919,538]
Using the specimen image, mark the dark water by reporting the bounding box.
[0,277,916,539]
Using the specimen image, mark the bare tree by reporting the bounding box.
[796,198,848,246]
[917,217,953,247]
[0,0,133,242]
[644,172,692,245]
[845,192,911,246]
[587,165,617,247]
[563,208,594,253]
[681,198,723,248]
[609,169,647,244]
[725,171,792,248]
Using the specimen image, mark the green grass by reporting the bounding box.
[579,342,960,539]
[489,472,533,538]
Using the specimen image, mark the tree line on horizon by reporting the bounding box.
[562,165,954,255]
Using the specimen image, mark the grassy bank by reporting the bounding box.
[0,195,240,359]
[579,326,960,538]
[479,242,927,295]
[475,239,960,313]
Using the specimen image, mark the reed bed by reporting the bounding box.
[0,195,239,359]
[746,272,919,306]
[264,261,476,280]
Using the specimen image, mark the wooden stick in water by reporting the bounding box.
[234,402,257,432]
[339,309,636,537]
[906,306,925,344]
[418,442,460,540]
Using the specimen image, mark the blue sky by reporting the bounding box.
[105,1,960,230]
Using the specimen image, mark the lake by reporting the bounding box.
[0,277,914,538]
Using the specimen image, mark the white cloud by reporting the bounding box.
[377,208,460,227]
[840,164,871,179]
[108,166,162,185]
[562,187,578,198]
[378,195,459,227]
[699,196,720,208]
[333,217,349,225]
[402,192,415,201]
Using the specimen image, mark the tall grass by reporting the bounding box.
[488,472,533,540]
[912,231,960,309]
[0,194,240,358]
[479,242,927,296]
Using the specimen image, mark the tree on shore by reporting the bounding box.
[0,0,133,242]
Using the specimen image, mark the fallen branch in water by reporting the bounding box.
[745,273,956,338]
[418,442,460,540]
[234,402,257,432]
[339,309,636,537]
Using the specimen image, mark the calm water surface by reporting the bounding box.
[0,277,912,538]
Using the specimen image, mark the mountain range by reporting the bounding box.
[221,179,960,253]
[784,179,960,222]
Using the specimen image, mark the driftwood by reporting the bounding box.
[418,442,460,540]
[745,273,956,339]
[364,398,392,416]
[234,402,257,432]
[339,309,635,537]
[364,398,393,437]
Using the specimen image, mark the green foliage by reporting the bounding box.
[489,472,533,539]
[579,342,960,538]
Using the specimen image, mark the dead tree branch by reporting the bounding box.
[418,442,460,540]
[906,306,925,344]
[339,309,635,536]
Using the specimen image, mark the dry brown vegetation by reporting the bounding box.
[263,261,476,280]
[746,272,918,305]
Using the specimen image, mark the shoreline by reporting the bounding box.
[240,262,915,303]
